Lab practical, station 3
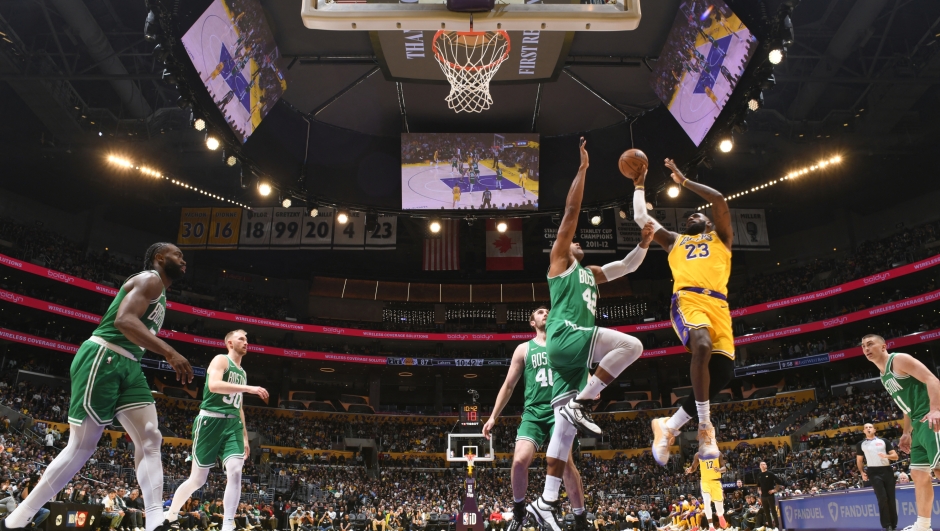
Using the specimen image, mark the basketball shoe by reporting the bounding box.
[651,417,680,465]
[560,398,602,435]
[526,497,561,531]
[698,421,720,459]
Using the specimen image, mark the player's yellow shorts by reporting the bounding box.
[701,479,724,502]
[670,288,735,359]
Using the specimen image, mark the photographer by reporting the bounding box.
[0,477,17,514]
[19,472,50,528]
[319,505,336,531]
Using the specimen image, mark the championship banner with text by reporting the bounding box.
[177,208,211,248]
[617,208,769,251]
[206,208,242,250]
[2,251,940,343]
[542,209,616,254]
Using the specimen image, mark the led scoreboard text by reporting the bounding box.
[460,404,480,425]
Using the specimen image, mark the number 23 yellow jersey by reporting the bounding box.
[668,230,731,295]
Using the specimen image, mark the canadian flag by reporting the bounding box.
[486,218,523,270]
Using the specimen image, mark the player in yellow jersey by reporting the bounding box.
[631,158,734,466]
[452,185,461,209]
[686,451,729,530]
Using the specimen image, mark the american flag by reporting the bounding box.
[423,219,460,271]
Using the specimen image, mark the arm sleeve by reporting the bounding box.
[633,190,663,231]
[601,244,649,281]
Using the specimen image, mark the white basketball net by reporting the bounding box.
[433,30,510,113]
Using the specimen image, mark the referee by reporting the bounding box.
[756,461,784,530]
[856,423,899,531]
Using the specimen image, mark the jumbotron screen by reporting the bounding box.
[181,0,287,143]
[650,1,759,146]
[401,133,540,211]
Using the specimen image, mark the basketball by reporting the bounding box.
[619,149,648,180]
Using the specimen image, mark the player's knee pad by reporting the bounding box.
[593,329,643,373]
[546,407,578,461]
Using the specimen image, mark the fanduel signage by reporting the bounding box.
[780,484,940,529]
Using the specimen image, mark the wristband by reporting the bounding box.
[635,185,644,190]
[681,178,689,187]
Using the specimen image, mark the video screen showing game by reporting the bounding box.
[650,1,759,146]
[181,0,287,143]
[401,133,540,211]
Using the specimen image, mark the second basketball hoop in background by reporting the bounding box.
[433,30,510,113]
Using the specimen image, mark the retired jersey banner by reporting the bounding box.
[177,208,211,248]
[365,215,398,250]
[269,207,306,249]
[206,208,242,250]
[301,207,335,249]
[333,210,366,250]
[239,208,274,249]
[731,209,770,250]
[486,218,523,270]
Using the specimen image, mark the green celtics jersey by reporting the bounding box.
[881,353,929,420]
[201,356,247,416]
[523,339,553,413]
[92,270,166,361]
[547,261,597,331]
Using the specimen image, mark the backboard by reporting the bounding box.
[447,433,495,462]
[301,0,643,33]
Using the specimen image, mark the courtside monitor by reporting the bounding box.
[402,133,539,211]
[650,1,758,146]
[181,0,287,143]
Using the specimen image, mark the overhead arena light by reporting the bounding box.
[224,152,237,167]
[429,221,442,233]
[747,92,764,111]
[589,213,602,226]
[768,48,785,65]
[106,154,249,208]
[667,185,680,198]
[310,205,319,217]
[719,138,733,153]
[193,117,206,132]
[496,221,508,233]
[258,182,272,196]
[205,135,220,151]
[282,198,292,208]
[337,212,349,224]
[697,154,845,210]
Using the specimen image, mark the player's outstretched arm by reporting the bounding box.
[665,158,733,249]
[685,453,700,474]
[718,453,728,473]
[891,353,940,431]
[114,273,193,383]
[591,221,655,284]
[631,167,678,251]
[482,344,527,440]
[549,138,589,277]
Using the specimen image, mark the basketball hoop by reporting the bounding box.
[465,452,476,475]
[433,30,510,113]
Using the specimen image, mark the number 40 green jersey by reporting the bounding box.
[201,355,247,416]
[523,339,553,413]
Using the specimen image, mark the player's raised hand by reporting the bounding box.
[251,386,270,400]
[579,137,589,169]
[899,432,912,453]
[482,417,496,440]
[922,410,940,432]
[665,158,685,184]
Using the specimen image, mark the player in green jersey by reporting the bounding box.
[482,307,587,531]
[2,243,193,531]
[863,333,940,531]
[527,139,653,531]
[166,329,269,531]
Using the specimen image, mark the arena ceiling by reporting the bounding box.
[0,0,939,242]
